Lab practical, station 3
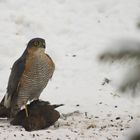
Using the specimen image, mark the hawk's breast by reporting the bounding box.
[17,48,54,107]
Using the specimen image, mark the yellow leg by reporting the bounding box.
[25,105,29,117]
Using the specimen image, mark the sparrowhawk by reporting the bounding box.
[3,38,55,117]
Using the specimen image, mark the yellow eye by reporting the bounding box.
[33,41,40,46]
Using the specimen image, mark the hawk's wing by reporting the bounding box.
[1,52,27,107]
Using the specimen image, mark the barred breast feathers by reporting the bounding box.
[45,53,55,79]
[16,48,55,108]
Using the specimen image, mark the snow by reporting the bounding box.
[0,0,140,139]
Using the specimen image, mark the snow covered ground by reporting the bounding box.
[0,0,140,139]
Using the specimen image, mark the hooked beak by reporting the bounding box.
[42,42,46,48]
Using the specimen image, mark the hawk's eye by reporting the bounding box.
[33,41,40,46]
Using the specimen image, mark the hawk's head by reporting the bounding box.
[27,38,46,49]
